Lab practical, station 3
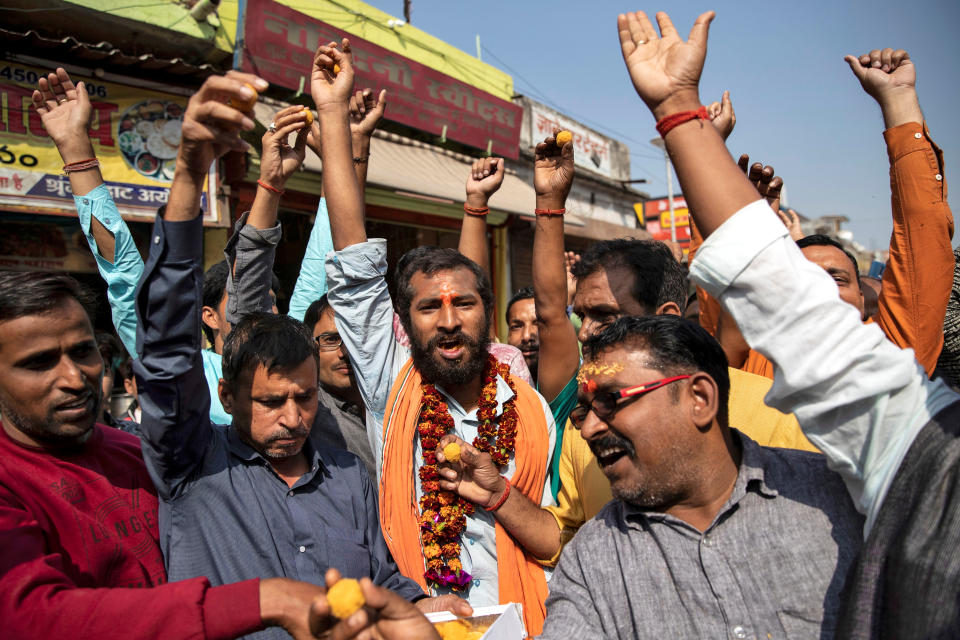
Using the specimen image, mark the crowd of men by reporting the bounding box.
[1,8,958,639]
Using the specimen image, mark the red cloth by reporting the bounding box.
[0,422,263,639]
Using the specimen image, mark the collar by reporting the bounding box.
[436,374,515,419]
[227,426,329,478]
[318,385,362,419]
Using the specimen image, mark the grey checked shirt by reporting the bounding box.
[540,432,863,640]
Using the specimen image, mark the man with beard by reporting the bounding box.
[317,39,556,634]
[131,63,469,640]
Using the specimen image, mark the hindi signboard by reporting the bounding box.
[642,195,691,254]
[529,104,613,178]
[0,60,221,224]
[240,0,521,159]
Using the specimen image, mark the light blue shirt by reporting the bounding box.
[326,239,556,607]
[288,198,333,322]
[74,184,232,425]
[689,199,959,535]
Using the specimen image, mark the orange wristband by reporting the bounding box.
[534,208,565,216]
[463,204,489,217]
[257,179,284,195]
[655,106,711,138]
[487,478,511,512]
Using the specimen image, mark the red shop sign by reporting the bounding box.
[240,0,522,159]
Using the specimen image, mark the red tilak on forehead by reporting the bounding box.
[581,379,598,393]
[438,281,457,306]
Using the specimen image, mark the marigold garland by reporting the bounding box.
[417,354,519,591]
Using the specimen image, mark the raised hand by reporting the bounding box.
[844,48,922,129]
[706,90,735,141]
[311,39,355,112]
[436,435,506,508]
[259,105,310,190]
[310,569,441,640]
[618,10,715,120]
[465,157,505,206]
[177,70,264,176]
[565,251,581,307]
[31,68,93,163]
[738,154,784,213]
[350,88,388,139]
[534,132,574,210]
[776,208,804,241]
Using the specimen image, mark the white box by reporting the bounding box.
[426,603,527,639]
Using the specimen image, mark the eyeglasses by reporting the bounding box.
[314,332,343,352]
[569,374,692,429]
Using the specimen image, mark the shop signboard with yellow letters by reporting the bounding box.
[0,60,222,225]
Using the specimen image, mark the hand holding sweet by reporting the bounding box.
[310,568,441,640]
[31,68,94,163]
[436,435,506,509]
[311,39,355,112]
[177,70,265,176]
[706,90,735,141]
[259,105,311,191]
[534,131,574,210]
[618,10,715,121]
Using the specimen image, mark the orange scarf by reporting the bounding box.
[379,358,550,635]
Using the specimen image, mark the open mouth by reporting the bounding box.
[55,394,94,419]
[436,337,465,360]
[592,443,631,470]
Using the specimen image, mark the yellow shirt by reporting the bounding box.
[540,367,816,564]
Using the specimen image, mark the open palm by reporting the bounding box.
[618,11,714,118]
[32,69,92,149]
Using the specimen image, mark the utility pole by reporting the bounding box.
[403,0,411,24]
[650,137,676,243]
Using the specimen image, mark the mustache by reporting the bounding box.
[267,427,310,443]
[426,330,480,350]
[587,432,636,459]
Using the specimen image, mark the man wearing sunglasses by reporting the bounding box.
[440,313,863,637]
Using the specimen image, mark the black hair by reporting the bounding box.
[583,315,729,428]
[96,333,123,375]
[394,247,495,336]
[0,271,93,322]
[303,294,331,333]
[221,312,319,392]
[116,357,135,382]
[796,234,861,279]
[506,286,535,322]
[202,261,230,344]
[573,239,687,314]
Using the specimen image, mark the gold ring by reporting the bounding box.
[58,98,68,104]
[268,122,277,133]
[637,39,646,45]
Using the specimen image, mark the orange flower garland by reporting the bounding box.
[417,354,519,591]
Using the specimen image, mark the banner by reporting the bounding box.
[240,0,522,159]
[0,60,222,225]
[529,104,612,178]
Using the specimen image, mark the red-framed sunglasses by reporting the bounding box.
[569,374,692,429]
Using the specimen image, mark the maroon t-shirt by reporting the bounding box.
[0,422,263,639]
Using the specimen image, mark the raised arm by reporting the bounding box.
[459,156,505,278]
[135,71,263,499]
[532,133,579,403]
[619,11,959,532]
[845,48,955,375]
[289,88,386,320]
[224,105,310,324]
[313,40,367,251]
[32,69,143,357]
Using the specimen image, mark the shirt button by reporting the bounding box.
[299,545,306,553]
[914,132,922,139]
[936,174,943,181]
[287,490,294,497]
[732,625,746,639]
[83,198,90,205]
[153,236,160,244]
[468,539,475,545]
[473,579,480,587]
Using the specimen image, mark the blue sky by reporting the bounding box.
[362,0,960,250]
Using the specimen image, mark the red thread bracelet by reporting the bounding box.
[257,179,284,195]
[534,208,565,216]
[655,105,711,138]
[463,204,489,217]
[63,158,100,173]
[487,478,511,512]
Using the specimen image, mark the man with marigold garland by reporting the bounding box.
[316,40,557,635]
